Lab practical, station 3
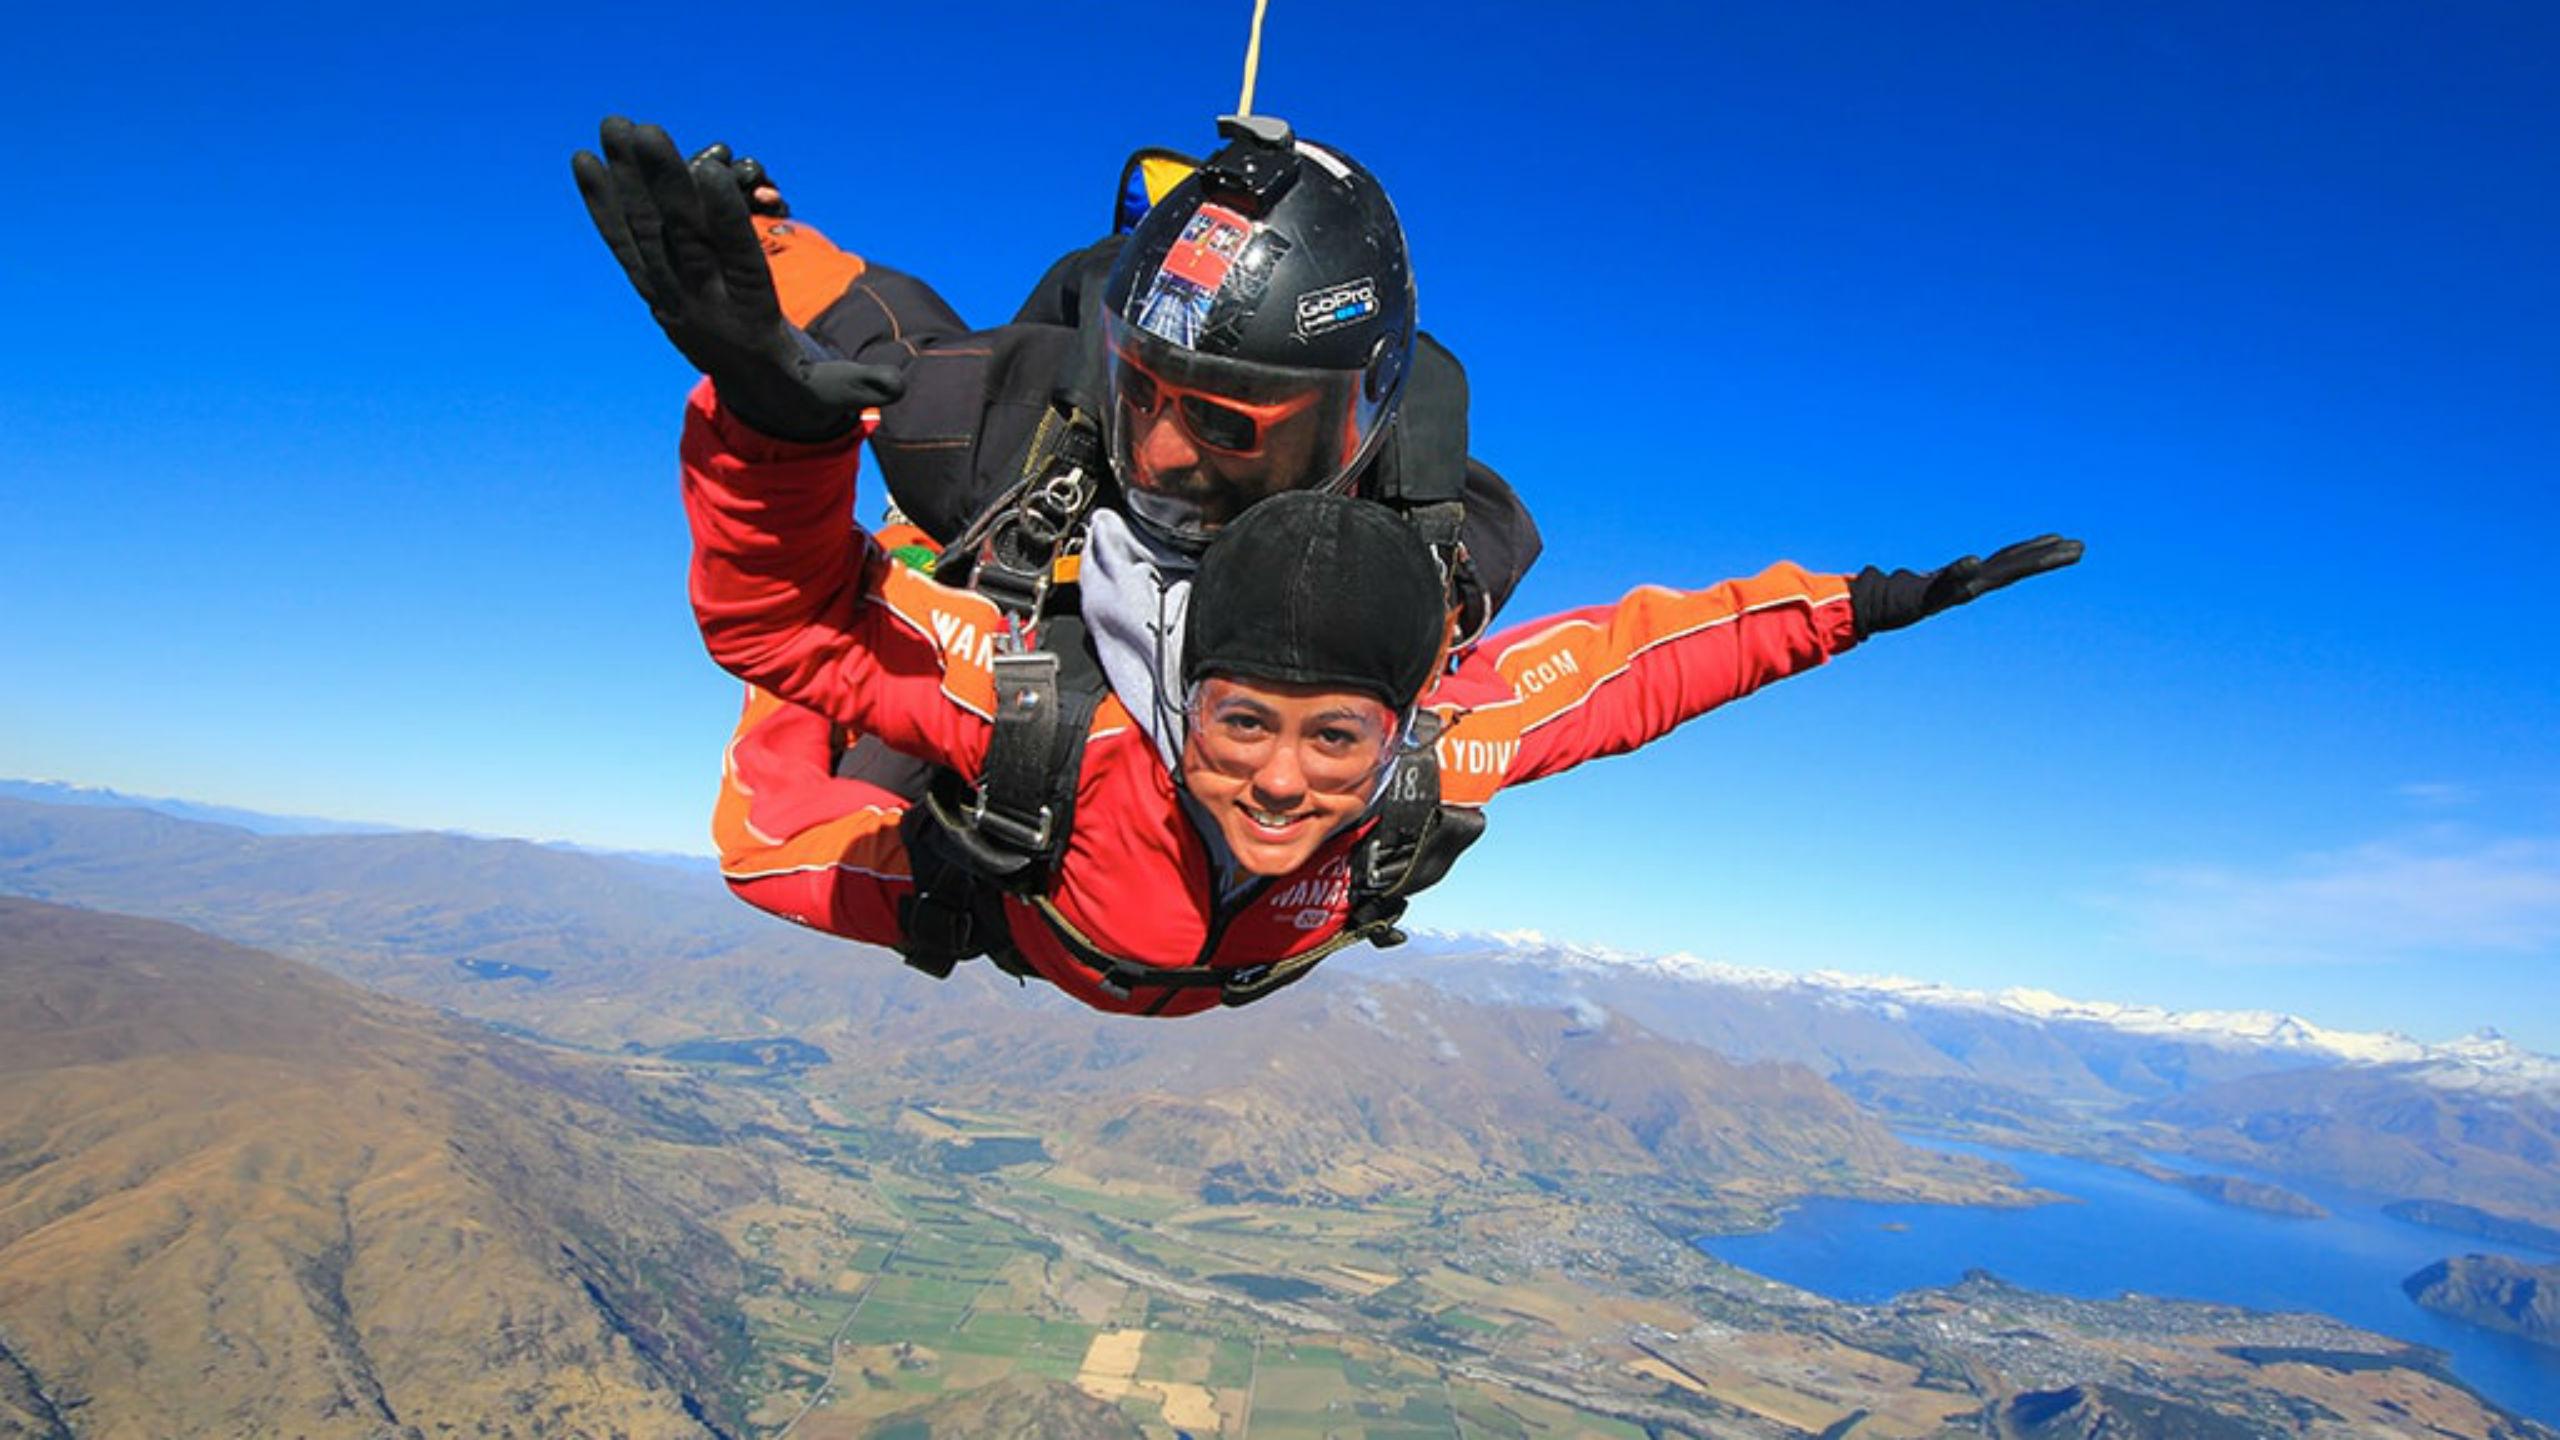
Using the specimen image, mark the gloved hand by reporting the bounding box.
[573,116,898,442]
[1850,535,2084,638]
[688,141,790,218]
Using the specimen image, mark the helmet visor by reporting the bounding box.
[1104,310,1389,547]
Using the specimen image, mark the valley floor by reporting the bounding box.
[711,1081,2554,1440]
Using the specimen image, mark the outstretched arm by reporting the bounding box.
[651,134,1106,546]
[1435,539,2083,801]
[1436,562,1859,799]
[577,117,999,774]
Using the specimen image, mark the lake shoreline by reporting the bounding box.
[1691,1135,2560,1429]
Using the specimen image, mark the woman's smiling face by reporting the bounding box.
[1179,676,1397,876]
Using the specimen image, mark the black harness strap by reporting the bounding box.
[1368,334,1478,623]
[1365,336,1467,509]
[1345,712,1484,937]
[940,410,1105,620]
[925,622,1105,881]
[893,802,1023,980]
[1025,889,1397,1008]
[892,610,1107,981]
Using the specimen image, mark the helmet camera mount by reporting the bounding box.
[1202,113,1299,216]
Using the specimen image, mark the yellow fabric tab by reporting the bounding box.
[1140,154,1196,208]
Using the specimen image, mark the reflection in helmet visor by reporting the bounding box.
[1104,311,1388,547]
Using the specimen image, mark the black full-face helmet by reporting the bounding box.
[1101,117,1416,549]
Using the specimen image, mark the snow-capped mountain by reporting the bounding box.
[1392,928,2559,1096]
[2403,1029,2560,1095]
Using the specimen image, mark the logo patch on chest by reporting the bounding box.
[1263,855,1352,922]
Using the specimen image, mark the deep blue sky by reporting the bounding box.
[4,2,2554,1047]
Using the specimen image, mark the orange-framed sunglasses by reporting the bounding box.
[1111,349,1321,456]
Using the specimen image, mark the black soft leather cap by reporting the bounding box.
[1183,492,1445,710]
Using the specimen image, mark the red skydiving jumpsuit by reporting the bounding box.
[688,385,1864,1018]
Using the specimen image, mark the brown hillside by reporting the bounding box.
[818,979,1991,1207]
[2140,1066,2560,1230]
[2402,1254,2560,1350]
[0,897,773,1439]
[0,796,974,1050]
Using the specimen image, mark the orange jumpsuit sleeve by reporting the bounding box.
[753,215,867,328]
[1432,561,1860,805]
[680,379,999,778]
[710,684,916,948]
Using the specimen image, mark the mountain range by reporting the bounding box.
[1387,929,2560,1093]
[0,793,918,1049]
[0,778,712,870]
[0,779,406,838]
[1372,931,2560,1230]
[5,789,2558,1435]
[8,792,2555,1230]
[0,795,2020,1204]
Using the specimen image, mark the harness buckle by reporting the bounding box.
[971,553,1050,618]
[965,792,1056,853]
[1354,826,1414,893]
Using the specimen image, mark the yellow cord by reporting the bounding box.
[1237,0,1271,117]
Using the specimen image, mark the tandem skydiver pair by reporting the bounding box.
[573,114,2082,1018]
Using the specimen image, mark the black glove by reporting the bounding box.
[688,141,790,218]
[573,116,898,442]
[1850,534,2084,638]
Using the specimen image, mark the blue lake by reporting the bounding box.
[1694,1138,2560,1428]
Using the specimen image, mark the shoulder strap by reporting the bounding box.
[919,613,1107,885]
[1359,333,1484,648]
[938,409,1106,620]
[1368,333,1470,508]
[1343,711,1485,948]
[892,614,1108,981]
[887,337,1120,979]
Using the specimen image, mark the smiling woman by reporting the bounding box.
[1183,679,1399,877]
